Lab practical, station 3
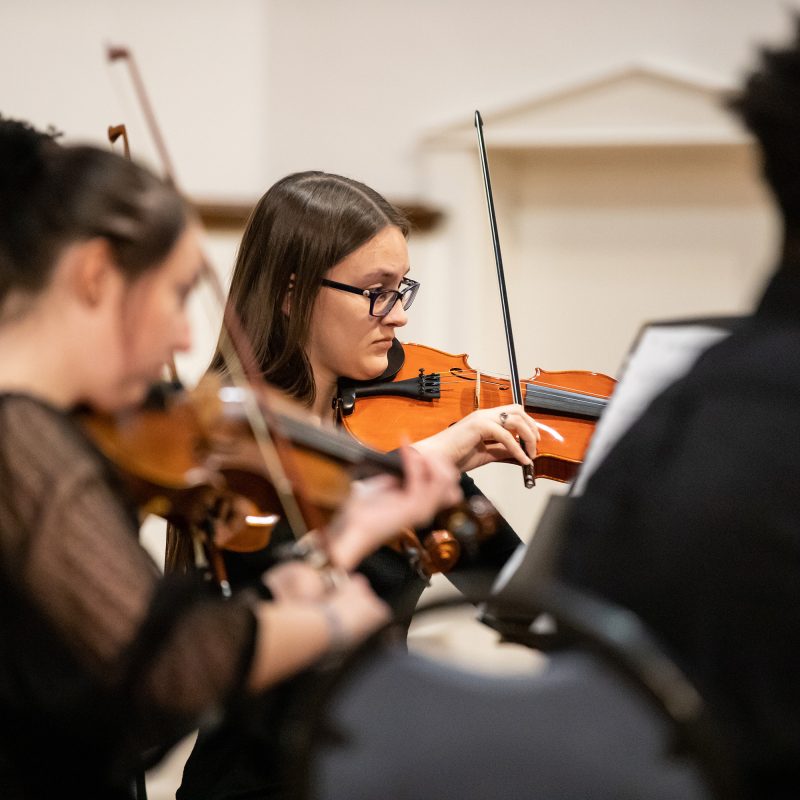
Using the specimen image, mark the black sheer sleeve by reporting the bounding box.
[0,396,258,757]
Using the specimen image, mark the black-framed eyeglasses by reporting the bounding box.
[320,276,420,318]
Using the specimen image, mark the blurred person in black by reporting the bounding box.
[560,18,800,799]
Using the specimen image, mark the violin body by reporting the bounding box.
[338,342,616,483]
[77,384,284,552]
[78,379,401,550]
[79,377,499,573]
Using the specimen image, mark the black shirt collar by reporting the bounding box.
[755,265,800,322]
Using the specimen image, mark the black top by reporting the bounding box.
[560,265,800,799]
[178,473,522,800]
[0,395,257,799]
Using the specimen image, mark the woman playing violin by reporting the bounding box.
[212,171,539,471]
[176,171,539,800]
[0,117,461,799]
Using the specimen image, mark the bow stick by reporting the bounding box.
[107,121,185,388]
[474,110,535,488]
[107,43,320,540]
[107,124,131,159]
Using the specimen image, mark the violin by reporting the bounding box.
[337,340,616,484]
[78,376,499,578]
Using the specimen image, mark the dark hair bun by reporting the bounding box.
[0,115,185,305]
[0,115,54,205]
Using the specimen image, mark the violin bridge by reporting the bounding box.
[474,370,481,410]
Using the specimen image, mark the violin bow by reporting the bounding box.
[106,120,185,388]
[474,110,535,488]
[107,124,131,159]
[106,44,321,540]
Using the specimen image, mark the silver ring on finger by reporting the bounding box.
[499,411,508,428]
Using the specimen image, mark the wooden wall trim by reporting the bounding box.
[193,198,444,233]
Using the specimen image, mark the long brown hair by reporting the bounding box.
[211,171,408,406]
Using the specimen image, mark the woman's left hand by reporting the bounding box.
[412,404,539,473]
[323,445,463,570]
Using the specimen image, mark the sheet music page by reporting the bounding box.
[571,323,730,497]
[489,538,529,595]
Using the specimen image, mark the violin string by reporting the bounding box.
[417,371,606,399]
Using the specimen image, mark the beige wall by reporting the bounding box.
[499,144,776,375]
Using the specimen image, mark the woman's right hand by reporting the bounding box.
[320,572,390,649]
[413,403,539,472]
[248,571,388,689]
[263,563,389,654]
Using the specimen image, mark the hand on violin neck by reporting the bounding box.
[322,445,462,570]
[412,404,540,473]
